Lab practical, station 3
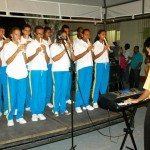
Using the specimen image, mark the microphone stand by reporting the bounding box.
[62,40,76,150]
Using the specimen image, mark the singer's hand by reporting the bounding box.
[87,45,94,52]
[36,47,42,55]
[26,41,31,45]
[3,38,10,44]
[41,44,46,51]
[17,45,26,52]
[104,44,110,51]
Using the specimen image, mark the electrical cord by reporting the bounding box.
[62,40,125,144]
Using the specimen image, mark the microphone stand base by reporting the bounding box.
[70,145,76,150]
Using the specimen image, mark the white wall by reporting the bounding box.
[119,19,149,76]
[120,20,138,51]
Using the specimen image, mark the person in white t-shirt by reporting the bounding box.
[0,26,10,117]
[50,30,71,117]
[73,27,83,48]
[72,29,94,113]
[21,24,33,112]
[61,25,72,105]
[43,27,53,109]
[4,27,28,126]
[92,30,110,108]
[26,26,50,122]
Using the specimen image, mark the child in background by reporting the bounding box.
[119,52,126,81]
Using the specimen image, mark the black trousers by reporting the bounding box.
[129,69,140,88]
[144,104,150,150]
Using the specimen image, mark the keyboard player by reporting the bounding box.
[125,37,150,150]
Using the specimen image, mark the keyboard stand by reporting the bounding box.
[120,107,137,150]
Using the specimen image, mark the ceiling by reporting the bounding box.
[38,0,140,8]
[0,0,149,23]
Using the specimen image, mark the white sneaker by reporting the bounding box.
[7,120,14,127]
[14,109,18,115]
[75,107,83,113]
[4,110,8,115]
[61,110,71,115]
[52,110,59,117]
[54,112,59,117]
[32,114,38,121]
[0,112,2,117]
[47,103,53,108]
[38,114,46,120]
[93,103,99,109]
[16,118,27,124]
[25,107,30,111]
[86,105,94,111]
[66,99,72,104]
[82,106,86,110]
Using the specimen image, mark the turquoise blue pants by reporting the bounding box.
[30,70,47,114]
[75,66,93,107]
[52,71,69,113]
[45,64,53,105]
[0,66,8,112]
[92,63,110,103]
[7,77,27,120]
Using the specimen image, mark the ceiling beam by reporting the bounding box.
[142,0,145,15]
[105,0,141,8]
[103,0,107,30]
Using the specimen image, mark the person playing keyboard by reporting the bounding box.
[125,37,150,150]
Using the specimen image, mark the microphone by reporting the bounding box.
[104,38,111,51]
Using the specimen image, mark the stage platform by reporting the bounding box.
[0,105,124,150]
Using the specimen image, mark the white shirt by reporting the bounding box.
[26,39,50,71]
[0,39,7,66]
[74,39,93,71]
[4,41,28,79]
[93,41,109,63]
[20,36,33,44]
[73,38,81,48]
[50,43,70,72]
[124,49,132,64]
[43,39,52,64]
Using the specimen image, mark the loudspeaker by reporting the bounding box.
[108,64,124,91]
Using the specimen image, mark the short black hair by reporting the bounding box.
[61,25,69,31]
[134,46,139,50]
[77,27,83,32]
[0,26,5,30]
[82,29,90,34]
[144,37,150,48]
[10,27,20,34]
[125,43,130,49]
[34,26,44,32]
[44,27,51,33]
[22,24,31,30]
